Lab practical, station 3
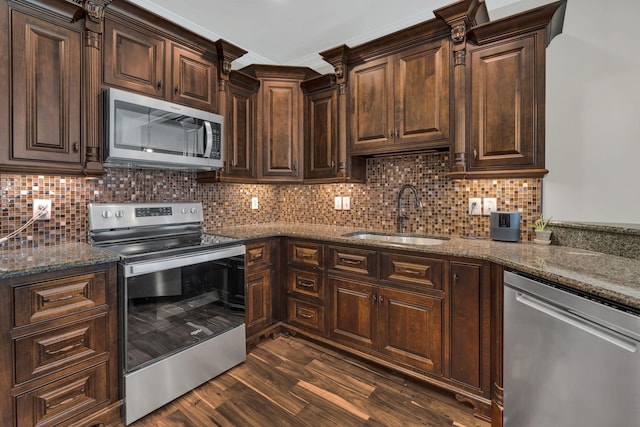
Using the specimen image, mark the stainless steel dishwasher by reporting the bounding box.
[504,270,640,427]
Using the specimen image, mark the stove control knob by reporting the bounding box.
[181,208,188,214]
[190,207,197,214]
[115,210,124,218]
[102,210,113,218]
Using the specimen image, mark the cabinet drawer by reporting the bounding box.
[13,272,107,327]
[328,246,377,277]
[288,298,325,334]
[246,241,271,270]
[15,363,109,427]
[289,241,324,268]
[288,268,324,300]
[381,253,444,290]
[14,315,108,384]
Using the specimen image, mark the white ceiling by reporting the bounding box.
[126,0,524,72]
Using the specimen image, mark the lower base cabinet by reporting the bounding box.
[0,263,120,427]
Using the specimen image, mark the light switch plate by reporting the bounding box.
[468,198,481,215]
[334,196,342,210]
[483,198,497,215]
[251,197,258,210]
[342,196,351,210]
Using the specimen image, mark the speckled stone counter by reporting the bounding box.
[0,242,120,279]
[550,221,640,260]
[212,222,640,310]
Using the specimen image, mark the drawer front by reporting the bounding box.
[328,246,377,277]
[14,315,109,384]
[288,298,325,334]
[246,241,271,270]
[13,272,107,327]
[288,268,324,300]
[381,253,444,290]
[15,363,109,427]
[289,241,324,268]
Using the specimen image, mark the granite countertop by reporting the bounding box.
[211,222,640,310]
[0,242,120,280]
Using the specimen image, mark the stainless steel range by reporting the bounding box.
[88,202,246,425]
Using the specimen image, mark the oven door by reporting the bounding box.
[121,245,245,373]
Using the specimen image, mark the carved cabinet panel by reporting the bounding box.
[223,73,258,180]
[170,43,218,112]
[304,86,339,180]
[103,19,165,97]
[468,35,540,172]
[8,9,83,168]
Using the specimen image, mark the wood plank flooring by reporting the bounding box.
[119,335,488,427]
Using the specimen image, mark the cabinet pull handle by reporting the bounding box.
[380,296,384,303]
[474,149,478,159]
[453,273,459,285]
[398,267,421,276]
[46,389,86,409]
[331,161,335,169]
[297,279,314,288]
[340,257,361,266]
[395,129,399,139]
[45,339,85,356]
[157,80,163,90]
[175,86,179,95]
[252,250,264,260]
[373,295,377,302]
[72,142,79,153]
[292,163,297,172]
[389,130,394,139]
[298,312,314,319]
[297,249,314,259]
[43,294,78,303]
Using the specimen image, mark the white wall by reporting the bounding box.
[491,0,640,224]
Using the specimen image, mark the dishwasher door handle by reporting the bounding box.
[515,292,637,353]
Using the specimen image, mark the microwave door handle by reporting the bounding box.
[204,121,213,158]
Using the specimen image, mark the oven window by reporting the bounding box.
[125,256,244,372]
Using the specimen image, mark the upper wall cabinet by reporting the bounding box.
[0,1,87,175]
[349,39,451,156]
[442,0,567,179]
[103,1,219,113]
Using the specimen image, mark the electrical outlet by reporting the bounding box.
[334,196,342,210]
[251,197,258,210]
[342,196,351,210]
[483,198,497,215]
[33,199,51,220]
[468,198,482,215]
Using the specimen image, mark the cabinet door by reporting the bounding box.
[377,287,443,374]
[328,277,376,350]
[450,262,488,391]
[170,44,218,112]
[468,35,539,170]
[259,80,302,179]
[349,56,394,153]
[245,270,272,336]
[395,40,450,146]
[225,82,256,179]
[11,10,82,165]
[103,19,165,97]
[304,87,338,179]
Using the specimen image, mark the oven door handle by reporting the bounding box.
[124,245,245,278]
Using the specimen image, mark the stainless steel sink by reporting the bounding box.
[344,232,448,246]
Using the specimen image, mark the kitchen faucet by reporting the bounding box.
[396,184,423,233]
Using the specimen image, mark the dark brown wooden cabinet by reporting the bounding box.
[221,71,259,181]
[0,263,121,427]
[103,4,219,113]
[1,5,84,174]
[467,35,541,175]
[241,65,319,182]
[450,260,490,396]
[329,277,376,350]
[169,43,217,111]
[245,240,276,337]
[348,39,451,156]
[302,78,339,180]
[103,19,165,98]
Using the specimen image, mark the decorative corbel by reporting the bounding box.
[215,39,248,93]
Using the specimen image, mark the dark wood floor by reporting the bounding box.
[120,335,487,427]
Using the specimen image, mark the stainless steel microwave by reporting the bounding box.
[104,88,223,170]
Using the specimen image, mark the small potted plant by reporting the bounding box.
[532,214,552,245]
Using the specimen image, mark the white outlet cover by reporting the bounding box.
[342,196,351,210]
[468,198,482,215]
[251,197,258,210]
[483,198,497,215]
[33,199,52,220]
[334,196,342,210]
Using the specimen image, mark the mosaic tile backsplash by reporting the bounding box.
[0,153,541,250]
